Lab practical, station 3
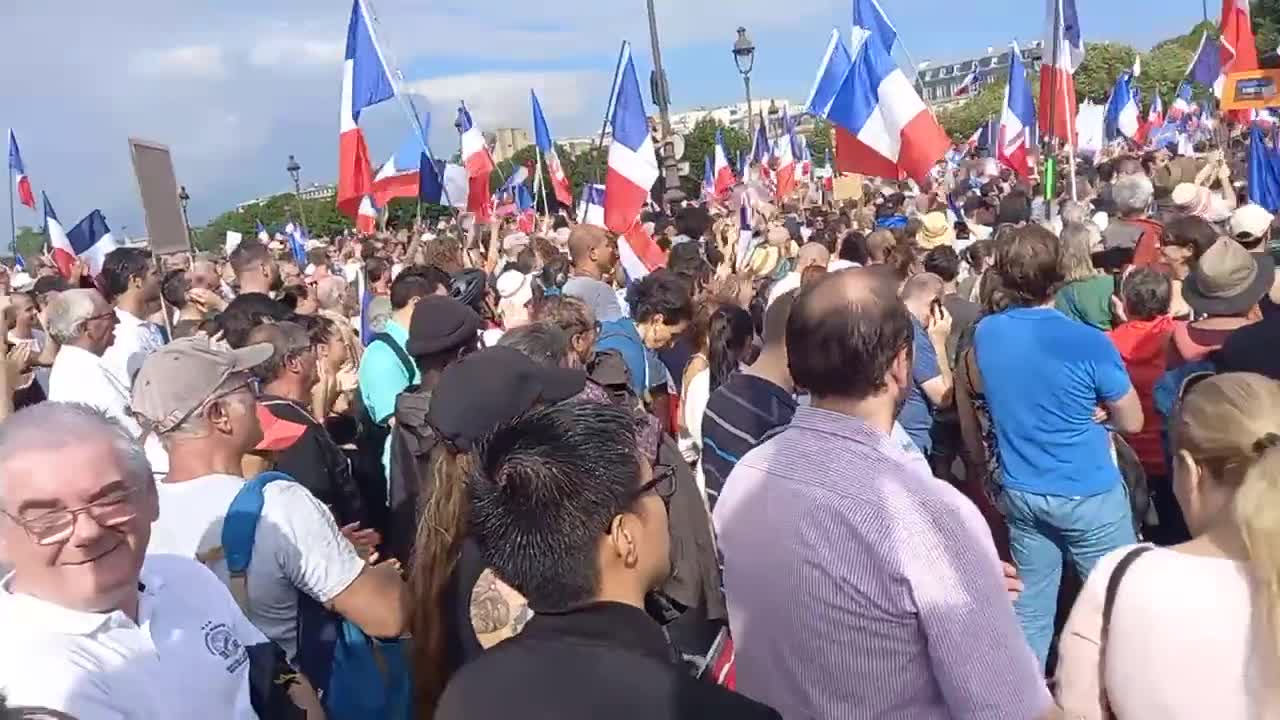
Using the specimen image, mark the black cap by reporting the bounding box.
[428,346,586,451]
[406,295,483,357]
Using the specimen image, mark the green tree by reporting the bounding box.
[936,77,1008,140]
[805,118,835,166]
[13,226,44,261]
[1255,0,1280,59]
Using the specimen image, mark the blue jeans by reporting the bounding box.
[999,482,1136,669]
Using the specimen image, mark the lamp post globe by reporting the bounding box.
[285,155,308,231]
[733,27,757,140]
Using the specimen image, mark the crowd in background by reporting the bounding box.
[1,117,1280,719]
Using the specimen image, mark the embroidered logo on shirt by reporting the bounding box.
[203,621,248,674]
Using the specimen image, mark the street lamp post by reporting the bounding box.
[286,154,308,232]
[644,0,685,205]
[733,27,757,140]
[177,185,194,247]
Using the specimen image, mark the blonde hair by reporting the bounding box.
[1175,372,1280,662]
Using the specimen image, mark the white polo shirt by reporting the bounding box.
[0,553,264,718]
[147,474,365,663]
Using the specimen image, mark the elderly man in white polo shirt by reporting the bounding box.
[0,403,314,717]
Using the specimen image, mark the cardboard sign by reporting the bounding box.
[128,138,191,256]
[833,174,864,203]
[1221,70,1280,110]
[225,231,243,256]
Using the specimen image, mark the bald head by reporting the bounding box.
[315,275,349,311]
[901,273,944,304]
[787,269,913,401]
[797,242,831,270]
[568,225,608,267]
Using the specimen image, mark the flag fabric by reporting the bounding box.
[1132,54,1142,78]
[1147,94,1164,128]
[1250,125,1280,212]
[620,223,665,281]
[256,220,270,244]
[750,112,770,166]
[1168,81,1193,120]
[337,0,396,219]
[1039,0,1085,142]
[7,130,34,210]
[457,103,496,180]
[13,253,25,273]
[737,150,746,178]
[1220,0,1258,79]
[603,42,659,234]
[45,193,75,277]
[954,68,983,98]
[825,25,950,184]
[702,156,716,202]
[285,222,307,265]
[999,43,1037,178]
[531,90,574,206]
[419,156,470,209]
[356,196,379,234]
[805,29,854,118]
[773,109,797,199]
[1105,71,1142,141]
[1188,32,1224,89]
[64,210,119,276]
[577,184,606,227]
[713,129,735,196]
[852,0,897,54]
[371,113,428,207]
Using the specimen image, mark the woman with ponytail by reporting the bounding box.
[408,346,587,715]
[1056,372,1280,719]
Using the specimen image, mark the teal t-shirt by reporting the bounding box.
[357,320,420,474]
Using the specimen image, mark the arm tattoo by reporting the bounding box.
[470,569,511,635]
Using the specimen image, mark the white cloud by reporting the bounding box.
[405,70,611,137]
[248,38,344,70]
[128,44,228,79]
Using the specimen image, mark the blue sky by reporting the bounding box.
[1,0,1207,242]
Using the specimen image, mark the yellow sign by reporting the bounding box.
[1221,70,1280,110]
[833,174,864,203]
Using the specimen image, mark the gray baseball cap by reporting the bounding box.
[131,337,273,434]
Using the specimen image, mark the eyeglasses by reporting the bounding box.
[2,485,143,545]
[633,464,677,507]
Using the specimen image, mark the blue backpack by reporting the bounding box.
[221,471,412,720]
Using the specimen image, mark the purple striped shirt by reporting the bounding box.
[713,407,1050,719]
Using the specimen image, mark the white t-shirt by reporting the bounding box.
[766,271,803,308]
[0,554,264,719]
[1058,545,1280,720]
[147,474,365,662]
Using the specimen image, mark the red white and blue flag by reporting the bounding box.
[702,156,716,202]
[356,196,379,235]
[1039,0,1085,143]
[45,193,74,276]
[371,114,427,208]
[805,29,853,119]
[1147,94,1164,128]
[456,103,495,221]
[713,129,735,196]
[773,108,796,199]
[337,0,396,220]
[954,68,983,98]
[47,193,118,277]
[1168,81,1192,121]
[7,130,34,210]
[1220,0,1258,79]
[999,43,1037,178]
[824,19,950,183]
[531,90,574,207]
[603,42,659,235]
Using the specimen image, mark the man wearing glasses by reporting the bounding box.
[434,402,780,720]
[0,403,282,717]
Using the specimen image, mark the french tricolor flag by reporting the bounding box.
[824,24,950,183]
[702,156,716,202]
[457,103,495,221]
[356,196,379,235]
[7,130,34,210]
[337,0,395,220]
[45,193,74,277]
[713,129,735,196]
[998,42,1037,178]
[773,108,796,200]
[532,90,574,207]
[603,42,659,235]
[371,114,427,208]
[1039,0,1085,143]
[1168,81,1192,121]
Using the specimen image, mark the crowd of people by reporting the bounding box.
[0,118,1279,719]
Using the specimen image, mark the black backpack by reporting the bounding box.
[348,333,416,536]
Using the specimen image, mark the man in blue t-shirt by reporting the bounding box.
[974,226,1144,669]
[898,274,954,456]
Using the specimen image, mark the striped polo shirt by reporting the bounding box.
[699,372,797,511]
[713,407,1051,719]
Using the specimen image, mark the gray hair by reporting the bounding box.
[0,403,152,506]
[1112,175,1154,216]
[498,322,570,368]
[45,289,104,344]
[1060,200,1091,227]
[315,276,349,311]
[1059,222,1100,282]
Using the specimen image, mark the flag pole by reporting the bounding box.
[1043,4,1062,222]
[535,146,551,217]
[7,156,15,261]
[592,42,629,190]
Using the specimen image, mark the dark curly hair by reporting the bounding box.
[992,224,1062,307]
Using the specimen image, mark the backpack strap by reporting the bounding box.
[1100,544,1153,717]
[218,471,296,612]
[370,333,415,382]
